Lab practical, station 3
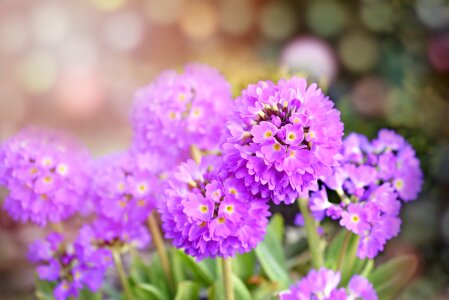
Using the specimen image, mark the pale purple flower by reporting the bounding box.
[222,77,343,205]
[279,268,377,300]
[0,127,91,226]
[160,155,270,260]
[91,152,158,224]
[131,63,233,173]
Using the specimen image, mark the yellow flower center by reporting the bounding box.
[225,205,234,213]
[168,111,176,120]
[289,150,296,158]
[137,199,146,207]
[199,205,209,213]
[43,176,53,184]
[395,179,404,190]
[229,188,238,195]
[351,215,360,223]
[273,143,281,151]
[264,130,273,138]
[288,132,296,141]
[217,217,226,224]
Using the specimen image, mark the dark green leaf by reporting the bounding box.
[175,249,214,286]
[255,217,290,289]
[368,255,418,300]
[138,283,166,300]
[232,251,256,281]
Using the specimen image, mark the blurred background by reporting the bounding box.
[0,0,448,299]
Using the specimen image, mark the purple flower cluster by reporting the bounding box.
[160,155,270,260]
[222,77,343,204]
[91,152,158,224]
[88,152,153,249]
[0,127,91,226]
[279,268,377,300]
[28,232,112,300]
[131,63,233,173]
[308,130,423,258]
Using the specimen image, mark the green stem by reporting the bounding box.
[336,231,351,271]
[147,211,173,285]
[112,250,132,300]
[222,258,235,300]
[298,197,324,269]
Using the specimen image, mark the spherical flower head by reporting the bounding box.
[28,232,112,300]
[160,155,270,260]
[279,268,377,300]
[222,77,343,204]
[91,152,159,224]
[131,63,233,173]
[0,127,91,226]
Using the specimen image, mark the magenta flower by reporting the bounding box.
[279,268,377,300]
[0,127,91,226]
[28,232,112,300]
[222,77,343,204]
[160,155,270,260]
[131,63,233,173]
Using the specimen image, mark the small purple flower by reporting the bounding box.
[131,63,233,173]
[340,203,370,235]
[0,127,91,226]
[160,155,270,260]
[279,268,378,300]
[314,129,422,259]
[347,275,378,300]
[28,232,112,300]
[222,77,344,205]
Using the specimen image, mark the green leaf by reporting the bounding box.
[174,281,201,300]
[269,213,285,244]
[255,217,290,290]
[368,255,418,300]
[138,283,166,300]
[78,289,102,300]
[325,230,347,269]
[208,276,252,300]
[130,252,151,284]
[232,251,256,281]
[147,253,172,300]
[233,275,252,300]
[175,249,215,286]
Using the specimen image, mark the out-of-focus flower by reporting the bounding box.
[222,77,343,204]
[28,232,112,300]
[91,152,158,224]
[0,127,91,226]
[131,63,233,173]
[160,155,270,260]
[77,217,151,252]
[279,267,377,300]
[308,129,423,259]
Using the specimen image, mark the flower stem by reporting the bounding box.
[298,197,324,269]
[112,250,132,300]
[336,231,351,271]
[147,211,173,284]
[221,258,235,300]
